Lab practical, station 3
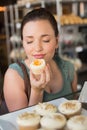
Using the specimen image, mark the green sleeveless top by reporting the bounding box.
[9,56,75,101]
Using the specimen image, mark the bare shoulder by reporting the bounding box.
[4,68,24,91]
[4,68,22,80]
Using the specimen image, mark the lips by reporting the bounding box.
[33,54,45,59]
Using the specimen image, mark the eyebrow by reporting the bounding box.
[41,34,50,37]
[25,34,51,38]
[25,36,33,38]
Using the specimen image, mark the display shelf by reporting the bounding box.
[60,0,87,3]
[57,1,87,50]
[61,23,87,27]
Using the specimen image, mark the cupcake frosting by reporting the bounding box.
[58,100,82,115]
[67,115,87,130]
[17,112,41,126]
[40,113,66,129]
[35,102,58,116]
[30,59,46,75]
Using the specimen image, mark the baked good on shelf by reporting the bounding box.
[37,128,56,130]
[16,111,41,130]
[35,102,58,116]
[30,59,46,75]
[40,113,66,130]
[58,100,82,118]
[66,115,87,130]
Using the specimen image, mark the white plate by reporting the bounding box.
[0,119,17,130]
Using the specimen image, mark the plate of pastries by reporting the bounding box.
[16,99,87,130]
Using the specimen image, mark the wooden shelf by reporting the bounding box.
[60,0,87,4]
[61,24,87,27]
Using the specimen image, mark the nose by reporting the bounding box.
[34,40,42,51]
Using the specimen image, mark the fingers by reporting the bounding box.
[39,71,46,84]
[45,64,51,83]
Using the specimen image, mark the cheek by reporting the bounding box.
[45,45,56,59]
[23,44,32,55]
[46,44,56,53]
[47,39,58,53]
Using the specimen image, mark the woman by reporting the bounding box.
[3,8,77,112]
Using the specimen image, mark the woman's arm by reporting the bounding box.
[3,68,28,112]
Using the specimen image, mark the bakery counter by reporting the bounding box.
[0,98,87,130]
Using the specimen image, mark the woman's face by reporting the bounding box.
[22,20,58,63]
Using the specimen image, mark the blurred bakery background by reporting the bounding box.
[0,0,87,92]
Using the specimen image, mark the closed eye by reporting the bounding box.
[27,41,33,44]
[43,40,50,43]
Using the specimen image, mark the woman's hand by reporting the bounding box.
[30,64,51,92]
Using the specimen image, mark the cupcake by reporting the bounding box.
[40,113,66,130]
[30,59,46,75]
[35,102,58,116]
[16,111,41,130]
[37,128,56,130]
[66,115,87,130]
[58,100,82,118]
